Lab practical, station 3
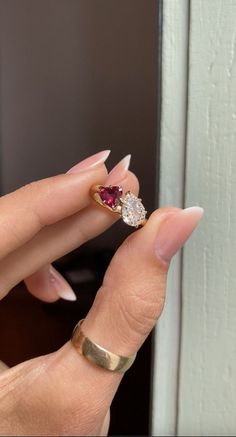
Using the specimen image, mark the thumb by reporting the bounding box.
[0,207,203,436]
[80,206,204,355]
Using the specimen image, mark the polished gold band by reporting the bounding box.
[71,320,136,373]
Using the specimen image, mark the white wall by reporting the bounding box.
[178,1,236,435]
[152,0,236,435]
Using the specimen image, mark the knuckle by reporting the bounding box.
[102,237,168,342]
[20,180,51,227]
[20,180,40,198]
[116,273,166,339]
[118,288,166,338]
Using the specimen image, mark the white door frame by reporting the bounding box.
[151,1,190,435]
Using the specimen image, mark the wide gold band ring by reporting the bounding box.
[90,184,147,228]
[71,320,136,373]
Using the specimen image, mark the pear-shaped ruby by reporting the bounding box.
[99,186,123,209]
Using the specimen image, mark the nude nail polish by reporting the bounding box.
[67,150,111,174]
[106,154,131,184]
[49,265,77,301]
[155,207,204,263]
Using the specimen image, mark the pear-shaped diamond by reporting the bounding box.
[121,192,146,227]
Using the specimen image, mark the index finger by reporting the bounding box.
[0,151,109,260]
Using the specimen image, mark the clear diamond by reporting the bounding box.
[121,192,146,227]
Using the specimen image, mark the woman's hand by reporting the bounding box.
[0,151,203,435]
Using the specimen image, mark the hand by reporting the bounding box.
[0,151,203,435]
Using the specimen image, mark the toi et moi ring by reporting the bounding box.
[90,185,147,228]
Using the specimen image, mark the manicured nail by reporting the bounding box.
[49,265,77,301]
[155,206,204,262]
[106,154,131,184]
[67,150,110,174]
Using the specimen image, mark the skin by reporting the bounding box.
[0,156,202,436]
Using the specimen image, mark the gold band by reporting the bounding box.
[71,320,136,373]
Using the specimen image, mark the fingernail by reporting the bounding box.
[155,206,204,263]
[106,154,131,184]
[49,265,77,301]
[67,150,110,174]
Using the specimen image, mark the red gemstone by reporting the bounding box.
[99,186,123,209]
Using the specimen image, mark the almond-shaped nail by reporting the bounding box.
[106,154,131,184]
[49,265,77,301]
[155,206,204,263]
[67,150,110,174]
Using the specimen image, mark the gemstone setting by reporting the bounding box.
[99,185,123,209]
[121,192,147,227]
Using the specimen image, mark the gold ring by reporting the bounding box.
[71,320,136,373]
[90,185,147,228]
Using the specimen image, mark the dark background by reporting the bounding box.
[0,1,162,434]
